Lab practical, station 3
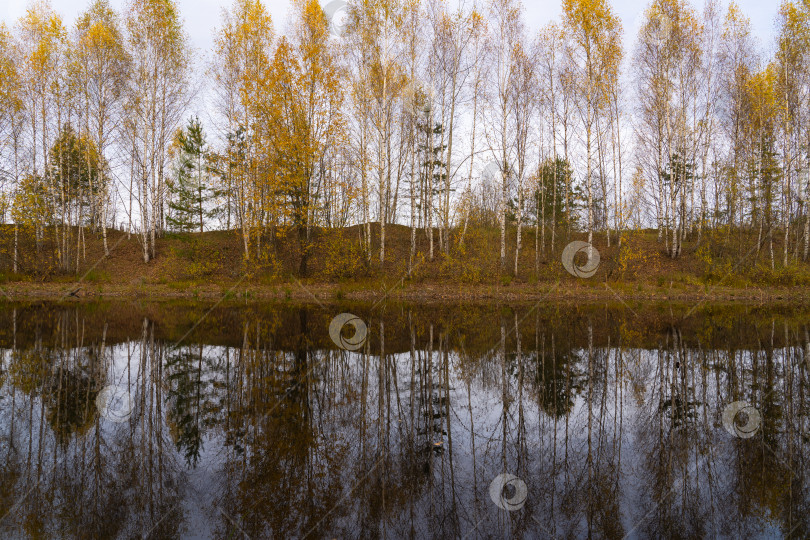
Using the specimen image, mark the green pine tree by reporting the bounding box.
[167,116,216,233]
[48,124,108,227]
[415,106,447,224]
[517,157,579,230]
[752,133,781,229]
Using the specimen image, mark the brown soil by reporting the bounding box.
[0,223,808,303]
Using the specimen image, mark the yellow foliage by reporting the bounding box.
[615,233,654,279]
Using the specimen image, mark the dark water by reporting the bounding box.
[0,301,809,539]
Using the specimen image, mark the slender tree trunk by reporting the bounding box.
[13,224,18,274]
[514,182,523,276]
[799,102,810,261]
[586,81,594,254]
[784,170,791,267]
[538,143,544,272]
[444,71,458,255]
[500,109,508,270]
[141,159,150,263]
[409,134,416,276]
[460,73,479,249]
[613,91,623,247]
[428,103,435,261]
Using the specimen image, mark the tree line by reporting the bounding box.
[0,0,809,277]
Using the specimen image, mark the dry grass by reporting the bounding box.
[1,223,809,298]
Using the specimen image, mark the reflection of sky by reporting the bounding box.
[0,342,799,537]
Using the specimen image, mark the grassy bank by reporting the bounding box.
[1,280,810,304]
[1,223,810,302]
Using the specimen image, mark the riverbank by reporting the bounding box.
[1,280,808,304]
[3,225,810,303]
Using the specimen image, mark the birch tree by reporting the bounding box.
[562,0,622,253]
[124,0,191,262]
[511,41,535,275]
[73,0,128,256]
[296,0,344,274]
[17,1,69,267]
[211,0,274,259]
[0,24,25,271]
[775,1,810,263]
[486,0,524,270]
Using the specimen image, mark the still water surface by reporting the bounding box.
[0,301,808,539]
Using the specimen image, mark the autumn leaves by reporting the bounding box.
[1,0,809,281]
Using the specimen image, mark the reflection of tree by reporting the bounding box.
[4,305,810,537]
[0,312,186,538]
[533,344,584,418]
[0,446,21,531]
[9,348,51,394]
[417,325,447,456]
[7,343,102,445]
[660,328,700,431]
[733,323,790,534]
[0,350,7,392]
[637,330,717,538]
[43,360,98,445]
[222,310,321,538]
[166,347,206,467]
[659,390,699,429]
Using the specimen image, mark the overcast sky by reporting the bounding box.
[2,0,783,58]
[1,0,783,125]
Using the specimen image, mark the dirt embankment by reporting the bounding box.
[2,224,810,304]
[1,280,807,305]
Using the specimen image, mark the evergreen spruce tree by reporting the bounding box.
[48,124,107,227]
[167,116,216,233]
[525,157,578,230]
[416,105,447,233]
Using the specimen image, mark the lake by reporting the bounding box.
[0,301,808,539]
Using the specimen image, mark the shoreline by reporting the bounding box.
[1,281,808,304]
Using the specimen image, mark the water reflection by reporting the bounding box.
[0,302,809,538]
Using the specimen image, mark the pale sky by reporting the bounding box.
[0,0,783,139]
[1,0,783,58]
[0,0,785,226]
